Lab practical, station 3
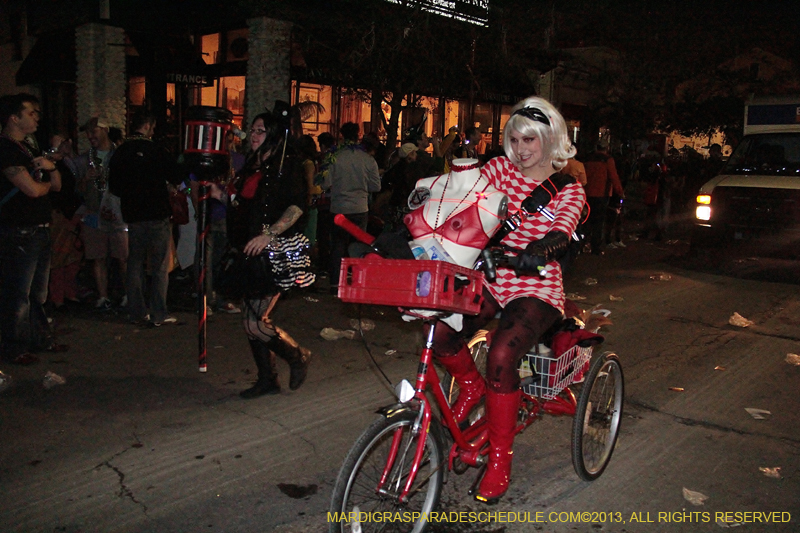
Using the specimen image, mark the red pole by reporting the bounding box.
[196,181,212,372]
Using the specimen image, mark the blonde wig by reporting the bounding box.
[502,96,576,171]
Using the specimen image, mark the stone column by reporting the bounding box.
[244,17,292,128]
[75,23,126,153]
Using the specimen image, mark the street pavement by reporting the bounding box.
[1,229,799,532]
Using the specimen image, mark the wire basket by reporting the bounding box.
[338,258,484,315]
[520,344,592,400]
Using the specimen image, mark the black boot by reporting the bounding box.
[267,326,312,391]
[240,339,281,399]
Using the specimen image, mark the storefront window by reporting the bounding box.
[498,104,513,149]
[566,120,581,145]
[220,76,245,125]
[442,99,460,135]
[340,90,371,133]
[292,81,333,142]
[200,81,218,107]
[472,103,493,155]
[202,33,220,64]
[196,77,245,127]
[129,76,146,106]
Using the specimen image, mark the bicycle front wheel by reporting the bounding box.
[329,410,445,533]
[571,352,624,481]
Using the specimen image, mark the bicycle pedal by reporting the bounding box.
[467,463,487,496]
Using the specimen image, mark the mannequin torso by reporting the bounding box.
[404,158,507,267]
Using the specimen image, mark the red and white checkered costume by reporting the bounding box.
[482,156,586,313]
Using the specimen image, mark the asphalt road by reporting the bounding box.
[1,234,798,533]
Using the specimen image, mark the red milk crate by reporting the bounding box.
[338,258,485,315]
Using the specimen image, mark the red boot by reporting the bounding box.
[476,389,521,503]
[438,345,486,425]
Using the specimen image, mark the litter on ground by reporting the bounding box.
[785,353,800,366]
[303,296,319,303]
[717,520,743,528]
[650,273,672,281]
[349,318,376,331]
[668,387,684,392]
[714,366,726,371]
[683,487,708,506]
[729,312,754,327]
[43,371,66,389]
[320,328,356,341]
[565,293,587,300]
[759,467,781,479]
[745,408,771,420]
[584,278,598,286]
[609,295,624,301]
[385,349,397,356]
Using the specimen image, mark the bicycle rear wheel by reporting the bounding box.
[571,352,624,481]
[329,410,444,533]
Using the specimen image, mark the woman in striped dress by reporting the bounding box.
[431,96,586,502]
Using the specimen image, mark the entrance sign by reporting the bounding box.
[166,72,213,86]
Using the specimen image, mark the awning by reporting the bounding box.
[16,30,76,85]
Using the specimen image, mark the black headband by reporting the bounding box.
[511,106,551,127]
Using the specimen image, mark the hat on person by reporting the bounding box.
[79,116,111,132]
[399,143,417,159]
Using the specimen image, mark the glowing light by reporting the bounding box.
[383,0,489,27]
[696,194,711,205]
[696,205,711,221]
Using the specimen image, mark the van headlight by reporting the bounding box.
[696,205,711,221]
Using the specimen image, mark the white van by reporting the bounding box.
[693,96,800,245]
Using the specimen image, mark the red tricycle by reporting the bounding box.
[328,224,623,533]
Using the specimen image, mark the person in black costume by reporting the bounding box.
[213,108,314,399]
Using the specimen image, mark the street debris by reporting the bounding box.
[728,312,754,327]
[759,466,782,479]
[352,505,363,533]
[650,273,672,281]
[320,328,356,341]
[714,366,726,371]
[717,520,743,528]
[43,371,66,390]
[565,293,587,300]
[303,296,319,303]
[785,353,800,366]
[609,295,624,301]
[385,349,397,356]
[665,239,680,245]
[668,387,685,392]
[683,487,709,506]
[745,408,771,420]
[584,278,598,286]
[114,335,122,340]
[349,318,376,331]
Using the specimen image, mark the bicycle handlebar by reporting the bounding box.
[334,214,375,245]
[332,214,545,283]
[477,247,547,283]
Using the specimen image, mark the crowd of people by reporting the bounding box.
[1,90,729,502]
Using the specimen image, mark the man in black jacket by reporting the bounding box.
[109,112,182,326]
